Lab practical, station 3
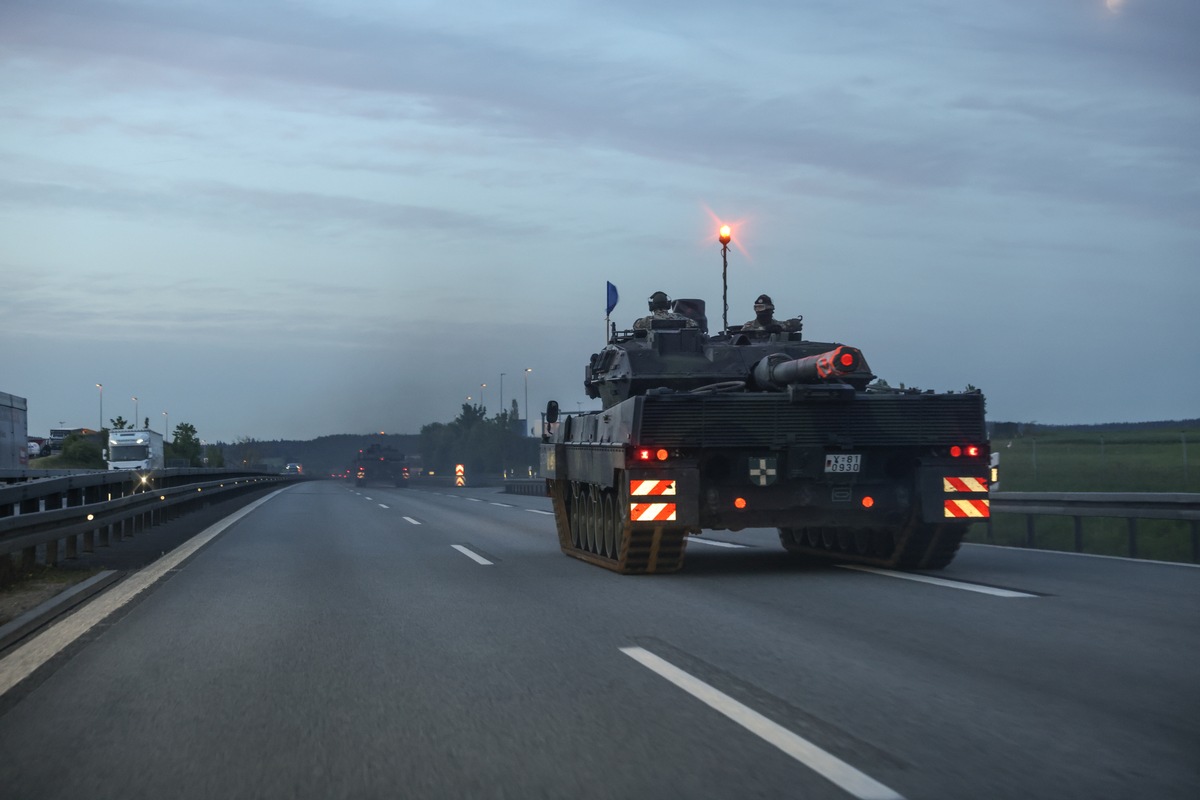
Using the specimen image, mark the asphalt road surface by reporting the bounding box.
[1,481,1197,799]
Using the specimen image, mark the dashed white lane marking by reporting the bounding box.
[378,504,389,509]
[620,647,904,800]
[490,502,514,507]
[838,565,1037,597]
[526,509,555,516]
[466,498,482,502]
[688,537,747,549]
[452,545,492,565]
[403,517,421,525]
[0,488,288,698]
[364,497,372,501]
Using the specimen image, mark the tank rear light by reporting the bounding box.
[635,448,670,462]
[949,444,983,458]
[734,497,747,509]
[861,496,875,508]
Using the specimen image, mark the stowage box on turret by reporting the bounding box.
[539,299,989,574]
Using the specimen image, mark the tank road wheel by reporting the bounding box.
[778,527,803,553]
[852,529,873,556]
[585,487,600,555]
[821,528,838,551]
[601,490,617,558]
[569,482,584,549]
[836,529,854,553]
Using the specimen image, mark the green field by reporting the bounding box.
[967,424,1199,562]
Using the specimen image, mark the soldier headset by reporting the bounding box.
[648,291,671,311]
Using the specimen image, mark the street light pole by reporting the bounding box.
[500,373,506,417]
[96,383,103,430]
[132,396,139,429]
[480,383,487,413]
[163,411,169,443]
[524,368,532,436]
[719,224,732,333]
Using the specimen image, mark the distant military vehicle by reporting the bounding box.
[354,443,408,487]
[540,298,989,574]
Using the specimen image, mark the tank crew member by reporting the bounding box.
[741,294,802,333]
[633,291,697,330]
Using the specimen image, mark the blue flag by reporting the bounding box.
[606,281,619,316]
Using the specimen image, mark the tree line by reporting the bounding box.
[419,400,539,477]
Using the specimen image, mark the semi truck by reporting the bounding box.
[107,429,165,471]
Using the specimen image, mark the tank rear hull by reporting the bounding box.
[542,390,989,573]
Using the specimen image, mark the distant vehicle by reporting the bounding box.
[354,443,407,487]
[106,429,165,471]
[27,438,45,458]
[48,426,97,455]
[283,462,303,475]
[1,391,29,469]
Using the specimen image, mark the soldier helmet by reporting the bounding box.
[648,291,671,311]
[754,294,774,313]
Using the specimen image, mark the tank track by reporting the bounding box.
[777,517,966,570]
[547,478,690,574]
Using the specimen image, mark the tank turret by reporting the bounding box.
[584,299,874,409]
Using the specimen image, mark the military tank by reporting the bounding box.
[539,299,989,574]
[354,442,409,488]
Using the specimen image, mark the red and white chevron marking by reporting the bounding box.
[630,502,677,522]
[943,477,988,493]
[944,498,990,518]
[630,479,676,496]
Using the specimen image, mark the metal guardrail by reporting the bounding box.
[496,484,1200,561]
[502,479,548,497]
[989,492,1200,562]
[0,469,296,577]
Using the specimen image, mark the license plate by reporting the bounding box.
[825,454,861,473]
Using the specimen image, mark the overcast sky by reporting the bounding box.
[2,0,1197,443]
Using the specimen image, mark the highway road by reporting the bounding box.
[1,480,1197,799]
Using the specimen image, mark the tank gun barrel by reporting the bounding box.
[752,345,865,388]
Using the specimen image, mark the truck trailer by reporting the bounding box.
[1,391,29,469]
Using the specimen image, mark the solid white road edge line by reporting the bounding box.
[452,545,492,565]
[0,487,289,698]
[837,565,1037,597]
[620,647,904,800]
[688,537,747,549]
[403,517,421,525]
